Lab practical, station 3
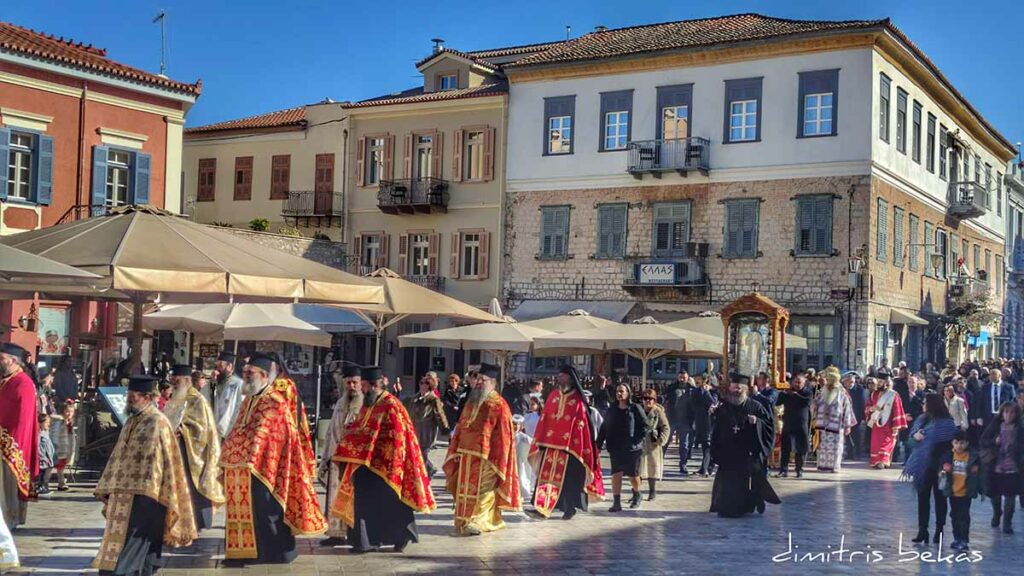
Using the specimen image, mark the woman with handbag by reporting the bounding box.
[980,401,1024,534]
[596,383,649,512]
[902,393,958,544]
[639,388,670,501]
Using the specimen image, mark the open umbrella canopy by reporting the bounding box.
[665,316,808,350]
[397,322,554,354]
[518,308,621,333]
[0,205,383,305]
[144,303,333,347]
[0,243,101,281]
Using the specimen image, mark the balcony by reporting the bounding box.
[947,181,989,219]
[377,178,449,214]
[622,258,707,294]
[406,274,445,293]
[281,190,343,227]
[1006,168,1024,193]
[626,137,710,179]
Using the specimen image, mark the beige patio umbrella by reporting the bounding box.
[0,244,101,281]
[144,303,333,347]
[397,322,555,387]
[519,308,621,333]
[0,205,383,366]
[343,268,507,364]
[666,315,808,349]
[533,316,721,387]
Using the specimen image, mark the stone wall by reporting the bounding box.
[215,226,353,270]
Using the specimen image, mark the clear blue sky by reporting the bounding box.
[8,0,1022,149]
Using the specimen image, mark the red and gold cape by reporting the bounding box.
[330,391,436,527]
[0,428,30,500]
[0,371,39,484]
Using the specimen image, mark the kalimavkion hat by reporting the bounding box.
[171,364,192,377]
[729,373,751,385]
[216,351,237,364]
[127,375,160,393]
[361,366,383,382]
[479,363,500,381]
[246,352,275,374]
[341,365,362,378]
[0,343,27,362]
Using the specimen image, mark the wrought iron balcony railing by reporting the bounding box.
[406,274,445,292]
[377,178,449,214]
[947,181,989,219]
[627,137,710,178]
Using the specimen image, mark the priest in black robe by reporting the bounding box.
[776,374,812,478]
[709,375,780,518]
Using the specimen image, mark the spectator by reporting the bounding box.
[404,372,448,478]
[905,393,958,544]
[942,430,981,552]
[47,400,77,492]
[37,414,55,496]
[690,375,717,477]
[777,374,812,478]
[843,372,868,460]
[943,384,969,431]
[52,357,78,406]
[442,373,467,430]
[639,388,670,501]
[157,380,172,411]
[590,374,612,414]
[981,401,1024,534]
[597,383,648,512]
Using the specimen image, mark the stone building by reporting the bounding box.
[1004,160,1024,358]
[502,14,1015,374]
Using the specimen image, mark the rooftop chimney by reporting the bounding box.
[594,25,608,32]
[431,38,445,54]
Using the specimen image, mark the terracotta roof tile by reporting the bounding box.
[185,106,306,134]
[466,40,566,59]
[344,80,507,109]
[415,48,500,72]
[0,21,200,96]
[506,13,887,68]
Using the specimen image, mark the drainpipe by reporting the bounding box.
[496,96,509,308]
[76,81,89,211]
[342,124,348,252]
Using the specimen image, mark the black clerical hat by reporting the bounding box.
[171,364,192,377]
[479,363,500,380]
[0,343,27,362]
[127,375,160,393]
[729,373,750,385]
[246,352,276,374]
[361,366,383,382]
[558,364,576,375]
[341,365,362,378]
[217,351,237,364]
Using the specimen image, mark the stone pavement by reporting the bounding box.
[9,446,1024,575]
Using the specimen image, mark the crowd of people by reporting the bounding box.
[7,336,1024,571]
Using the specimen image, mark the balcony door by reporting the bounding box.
[415,135,433,180]
[655,84,692,169]
[315,153,334,214]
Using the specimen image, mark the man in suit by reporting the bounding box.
[843,372,868,459]
[971,369,1017,439]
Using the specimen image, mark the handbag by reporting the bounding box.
[937,472,950,493]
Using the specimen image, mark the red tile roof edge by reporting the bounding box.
[184,105,307,134]
[343,81,508,109]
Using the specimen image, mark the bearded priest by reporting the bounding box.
[219,353,326,564]
[163,365,225,531]
[528,364,604,520]
[318,365,364,547]
[93,375,196,575]
[444,363,520,536]
[331,366,435,553]
[0,343,38,529]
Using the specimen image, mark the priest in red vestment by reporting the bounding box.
[331,366,435,553]
[443,363,520,536]
[0,343,38,529]
[528,365,604,519]
[219,353,326,564]
[866,376,908,469]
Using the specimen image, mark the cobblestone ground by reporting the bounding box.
[9,445,1023,575]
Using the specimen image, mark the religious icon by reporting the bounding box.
[732,314,769,378]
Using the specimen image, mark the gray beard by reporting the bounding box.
[126,404,143,417]
[363,389,381,408]
[468,386,492,405]
[341,391,364,421]
[242,377,268,396]
[724,390,748,406]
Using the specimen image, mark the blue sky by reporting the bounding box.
[7,0,1022,149]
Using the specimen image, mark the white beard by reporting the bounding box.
[242,377,269,397]
[339,390,363,424]
[163,384,190,429]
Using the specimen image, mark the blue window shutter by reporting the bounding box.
[131,151,151,205]
[0,128,9,201]
[815,196,832,254]
[33,135,54,205]
[91,145,109,212]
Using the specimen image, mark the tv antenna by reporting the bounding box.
[152,10,167,76]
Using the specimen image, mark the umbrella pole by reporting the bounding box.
[129,294,145,374]
[314,363,322,456]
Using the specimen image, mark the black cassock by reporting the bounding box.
[249,473,297,564]
[348,466,418,551]
[99,496,166,576]
[709,399,780,518]
[552,456,588,515]
[178,436,213,531]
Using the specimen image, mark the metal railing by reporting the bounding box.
[56,204,110,225]
[947,181,989,218]
[377,178,449,213]
[622,258,706,288]
[281,191,343,217]
[627,137,710,176]
[406,274,445,292]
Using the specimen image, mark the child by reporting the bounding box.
[37,414,55,496]
[512,414,534,505]
[942,430,981,552]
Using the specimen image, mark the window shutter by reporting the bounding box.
[478,231,490,280]
[598,207,612,257]
[431,130,444,180]
[398,234,409,274]
[402,134,413,179]
[814,196,832,253]
[614,205,627,257]
[483,126,495,182]
[450,232,461,278]
[556,207,569,257]
[741,201,757,256]
[383,135,395,181]
[541,209,554,256]
[353,235,364,270]
[31,134,54,205]
[796,198,812,253]
[0,128,9,201]
[452,129,463,182]
[876,200,888,261]
[725,205,740,256]
[378,233,390,269]
[428,232,440,276]
[132,151,151,205]
[91,145,109,210]
[355,137,366,186]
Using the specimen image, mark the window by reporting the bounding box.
[723,198,759,258]
[926,114,936,173]
[895,88,908,153]
[794,194,834,255]
[935,229,948,280]
[409,233,431,276]
[360,234,381,273]
[939,125,948,180]
[315,153,334,192]
[454,127,494,183]
[414,135,434,179]
[366,137,385,185]
[532,356,573,374]
[539,206,570,259]
[270,155,290,199]
[6,132,32,200]
[879,74,891,143]
[463,130,485,180]
[874,323,889,367]
[997,172,1003,216]
[438,74,458,91]
[197,158,216,201]
[876,198,888,262]
[724,78,762,143]
[599,90,633,151]
[543,96,575,155]
[596,203,628,259]
[451,230,490,280]
[996,255,1003,296]
[798,69,838,137]
[974,155,981,184]
[652,202,691,257]
[923,222,934,276]
[951,233,960,276]
[973,245,981,278]
[908,214,920,272]
[912,101,922,163]
[233,156,252,200]
[656,84,692,140]
[461,233,480,277]
[893,207,905,267]
[106,149,130,207]
[788,319,837,372]
[985,249,992,287]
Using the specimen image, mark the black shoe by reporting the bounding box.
[562,508,577,520]
[911,530,929,544]
[1004,526,1015,535]
[774,470,788,478]
[393,541,409,553]
[320,537,345,547]
[932,531,942,544]
[795,471,803,479]
[679,469,689,476]
[756,501,766,514]
[628,491,642,509]
[992,514,1002,528]
[609,496,622,513]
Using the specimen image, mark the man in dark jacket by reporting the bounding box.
[669,372,696,474]
[970,368,1017,436]
[843,372,868,459]
[688,375,717,477]
[442,373,468,431]
[776,374,812,478]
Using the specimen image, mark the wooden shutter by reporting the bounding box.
[378,233,391,269]
[796,198,813,254]
[452,130,464,182]
[483,126,495,182]
[554,207,569,257]
[132,151,152,205]
[612,205,627,257]
[270,155,290,200]
[450,232,461,278]
[355,137,366,186]
[814,196,832,254]
[315,154,334,192]
[431,131,443,180]
[353,235,364,270]
[428,233,441,276]
[478,231,490,279]
[34,134,54,205]
[725,203,740,257]
[877,199,888,261]
[597,207,612,257]
[91,145,109,208]
[383,135,395,181]
[398,234,409,274]
[233,156,252,201]
[0,128,8,200]
[541,209,554,256]
[740,200,758,256]
[403,134,413,179]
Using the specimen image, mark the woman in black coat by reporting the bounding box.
[597,383,649,512]
[980,401,1024,534]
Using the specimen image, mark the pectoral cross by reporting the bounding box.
[732,424,741,434]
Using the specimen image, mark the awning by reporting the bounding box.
[292,305,373,334]
[510,300,634,323]
[889,308,929,326]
